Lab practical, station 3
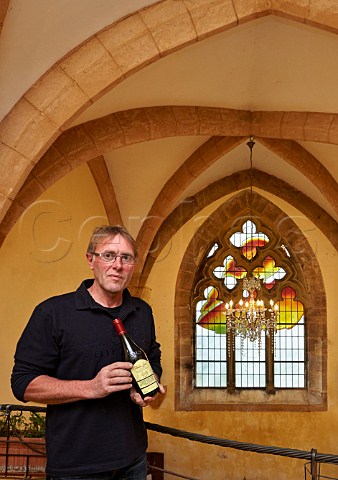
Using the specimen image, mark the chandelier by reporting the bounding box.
[224,138,279,345]
[225,275,279,344]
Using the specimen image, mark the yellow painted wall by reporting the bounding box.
[1,170,338,480]
[144,200,338,480]
[0,163,108,402]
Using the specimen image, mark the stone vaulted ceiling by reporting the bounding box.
[1,0,338,285]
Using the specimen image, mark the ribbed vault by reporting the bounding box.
[1,108,338,283]
[1,0,338,227]
[1,0,338,293]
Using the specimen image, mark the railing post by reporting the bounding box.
[311,448,317,480]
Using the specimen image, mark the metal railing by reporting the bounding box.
[1,404,338,480]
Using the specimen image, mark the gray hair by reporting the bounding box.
[87,225,138,259]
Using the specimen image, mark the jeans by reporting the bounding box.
[46,453,148,480]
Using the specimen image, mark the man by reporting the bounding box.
[11,225,164,480]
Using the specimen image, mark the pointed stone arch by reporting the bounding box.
[2,106,338,253]
[1,0,338,226]
[173,189,327,411]
[134,169,338,291]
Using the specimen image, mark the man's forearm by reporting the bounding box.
[23,375,94,404]
[23,362,133,404]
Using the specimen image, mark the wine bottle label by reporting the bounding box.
[131,359,158,396]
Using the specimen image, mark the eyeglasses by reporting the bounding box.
[91,252,136,265]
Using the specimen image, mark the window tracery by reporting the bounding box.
[175,193,327,411]
[194,219,305,391]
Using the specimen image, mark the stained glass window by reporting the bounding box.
[194,220,306,391]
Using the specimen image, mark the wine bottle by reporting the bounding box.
[112,318,159,398]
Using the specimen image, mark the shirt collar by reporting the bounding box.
[75,279,134,317]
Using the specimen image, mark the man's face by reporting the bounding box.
[86,234,135,296]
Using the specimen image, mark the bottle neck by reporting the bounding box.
[112,318,126,335]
